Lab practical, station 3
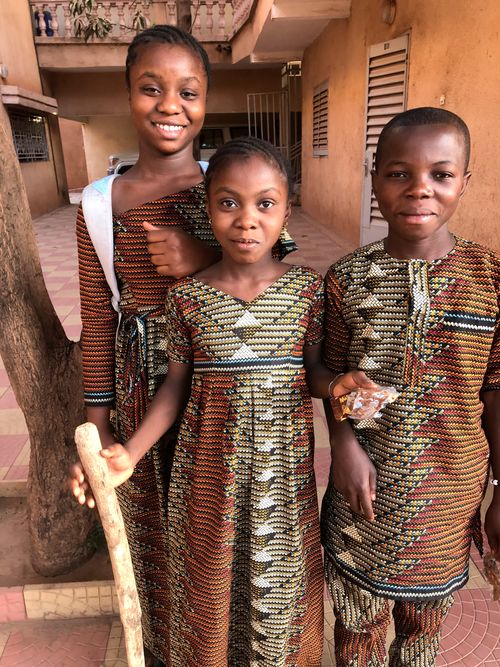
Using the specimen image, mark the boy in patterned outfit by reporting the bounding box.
[321,107,500,666]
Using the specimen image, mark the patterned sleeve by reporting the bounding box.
[305,273,324,346]
[165,288,193,364]
[77,206,118,406]
[323,265,351,375]
[482,253,500,391]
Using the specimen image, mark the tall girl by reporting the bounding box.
[73,137,372,666]
[76,26,293,665]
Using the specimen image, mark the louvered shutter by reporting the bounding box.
[312,81,328,157]
[361,35,408,243]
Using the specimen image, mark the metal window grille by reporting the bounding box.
[312,82,328,157]
[9,111,49,163]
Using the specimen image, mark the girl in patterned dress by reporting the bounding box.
[71,137,373,666]
[74,26,221,666]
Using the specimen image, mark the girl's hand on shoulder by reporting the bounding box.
[485,492,500,559]
[331,370,378,398]
[68,443,134,509]
[144,222,219,278]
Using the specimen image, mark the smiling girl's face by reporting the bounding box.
[128,42,207,156]
[207,155,291,266]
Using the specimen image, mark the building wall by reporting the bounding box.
[1,1,42,92]
[0,1,67,216]
[48,67,282,184]
[59,118,89,190]
[82,115,138,183]
[301,0,500,251]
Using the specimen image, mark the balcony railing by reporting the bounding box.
[30,1,247,43]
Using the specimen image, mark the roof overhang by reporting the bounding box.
[232,0,351,64]
[0,85,58,115]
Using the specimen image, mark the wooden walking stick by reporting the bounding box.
[75,422,145,667]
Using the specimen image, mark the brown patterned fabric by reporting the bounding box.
[76,181,298,663]
[325,558,454,667]
[162,265,324,665]
[321,236,500,602]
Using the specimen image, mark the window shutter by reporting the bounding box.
[312,81,328,157]
[365,35,408,226]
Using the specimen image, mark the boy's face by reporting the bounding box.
[372,124,471,248]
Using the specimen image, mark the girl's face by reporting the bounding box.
[207,155,291,265]
[128,42,207,156]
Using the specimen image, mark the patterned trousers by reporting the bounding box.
[325,557,454,667]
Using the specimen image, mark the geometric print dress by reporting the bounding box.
[163,264,325,666]
[77,181,298,663]
[321,237,500,602]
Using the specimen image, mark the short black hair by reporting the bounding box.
[205,136,294,198]
[374,107,471,171]
[125,24,211,89]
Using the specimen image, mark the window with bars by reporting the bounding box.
[312,81,328,157]
[9,111,49,163]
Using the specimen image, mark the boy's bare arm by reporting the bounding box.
[304,343,377,398]
[323,399,377,521]
[481,390,500,558]
[144,223,220,278]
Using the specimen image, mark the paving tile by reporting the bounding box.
[0,588,26,623]
[0,618,111,666]
[0,436,27,467]
[3,466,29,481]
[0,410,27,437]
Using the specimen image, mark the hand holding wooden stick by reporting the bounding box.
[74,422,145,667]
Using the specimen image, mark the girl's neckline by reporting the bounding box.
[113,179,204,219]
[190,265,297,305]
[380,234,462,264]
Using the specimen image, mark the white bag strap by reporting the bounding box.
[81,174,120,313]
[80,162,208,314]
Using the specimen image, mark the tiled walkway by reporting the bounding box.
[0,205,499,665]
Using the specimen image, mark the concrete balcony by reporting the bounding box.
[30,1,237,70]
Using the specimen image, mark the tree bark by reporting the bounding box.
[176,0,192,32]
[0,101,94,576]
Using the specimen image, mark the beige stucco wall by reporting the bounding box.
[50,67,281,184]
[82,115,138,183]
[301,0,500,251]
[59,118,89,190]
[1,1,41,91]
[49,68,281,119]
[0,2,67,216]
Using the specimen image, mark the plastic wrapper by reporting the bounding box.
[333,386,399,422]
[483,551,500,601]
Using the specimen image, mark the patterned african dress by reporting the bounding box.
[321,236,500,602]
[163,265,324,667]
[77,181,296,662]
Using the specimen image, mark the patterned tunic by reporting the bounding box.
[77,181,296,662]
[164,265,324,666]
[321,237,500,601]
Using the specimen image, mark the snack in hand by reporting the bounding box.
[333,386,399,422]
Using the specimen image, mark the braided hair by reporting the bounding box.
[205,137,294,198]
[125,24,211,89]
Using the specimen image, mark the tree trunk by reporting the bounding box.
[176,0,192,32]
[0,101,94,576]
